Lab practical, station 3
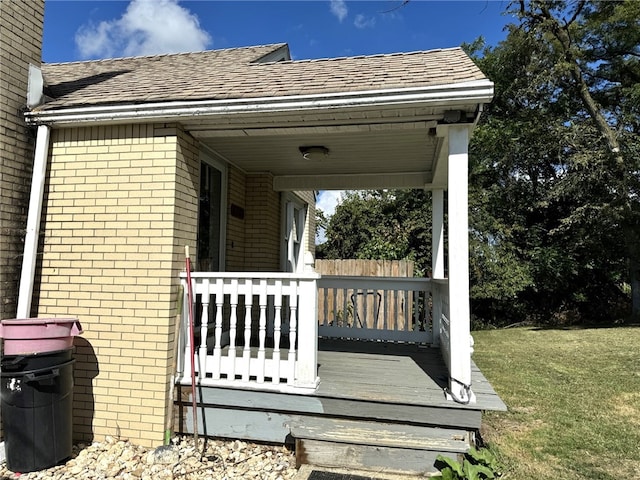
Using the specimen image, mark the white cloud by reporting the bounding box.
[75,0,212,59]
[317,190,345,217]
[316,191,345,244]
[354,14,376,29]
[330,0,348,22]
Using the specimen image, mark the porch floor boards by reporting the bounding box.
[314,339,506,412]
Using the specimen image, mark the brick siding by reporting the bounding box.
[225,166,246,271]
[36,123,198,447]
[0,0,45,319]
[244,173,281,271]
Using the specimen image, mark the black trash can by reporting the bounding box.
[1,348,74,373]
[1,356,75,472]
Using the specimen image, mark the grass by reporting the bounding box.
[472,325,640,480]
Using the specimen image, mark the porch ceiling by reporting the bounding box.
[184,103,476,191]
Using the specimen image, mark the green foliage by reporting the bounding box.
[433,448,501,480]
[465,0,639,323]
[318,190,432,277]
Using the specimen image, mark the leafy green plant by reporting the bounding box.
[333,304,354,327]
[433,448,501,480]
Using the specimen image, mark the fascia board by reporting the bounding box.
[25,79,494,127]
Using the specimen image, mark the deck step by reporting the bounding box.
[288,416,470,452]
[288,416,470,475]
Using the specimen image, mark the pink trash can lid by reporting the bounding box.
[1,317,78,325]
[0,318,83,338]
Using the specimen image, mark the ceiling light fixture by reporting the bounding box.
[299,146,330,160]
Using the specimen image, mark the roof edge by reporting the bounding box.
[25,79,494,127]
[43,43,289,66]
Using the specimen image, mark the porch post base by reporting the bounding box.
[445,378,476,405]
[293,377,320,391]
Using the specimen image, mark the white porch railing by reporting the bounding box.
[317,276,438,344]
[432,278,475,403]
[176,272,470,400]
[431,279,450,364]
[177,272,320,393]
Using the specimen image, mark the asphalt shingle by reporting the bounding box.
[39,43,488,110]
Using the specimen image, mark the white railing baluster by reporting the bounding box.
[363,290,368,329]
[432,282,442,346]
[342,287,348,327]
[228,279,238,380]
[198,278,210,378]
[272,280,283,384]
[322,287,329,327]
[242,279,252,382]
[404,289,409,331]
[383,289,388,331]
[212,278,224,380]
[394,289,399,330]
[257,279,267,383]
[287,280,298,385]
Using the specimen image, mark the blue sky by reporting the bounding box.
[43,1,514,63]
[42,0,516,219]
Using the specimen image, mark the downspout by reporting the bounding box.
[16,124,51,318]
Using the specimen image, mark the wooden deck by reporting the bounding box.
[176,339,506,475]
[314,339,505,412]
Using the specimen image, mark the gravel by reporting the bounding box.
[0,435,298,480]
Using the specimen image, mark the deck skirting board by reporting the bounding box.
[178,385,483,431]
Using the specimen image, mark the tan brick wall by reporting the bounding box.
[36,123,199,447]
[225,166,246,271]
[244,173,281,271]
[0,0,45,318]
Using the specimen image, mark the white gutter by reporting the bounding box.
[17,124,50,318]
[25,80,494,127]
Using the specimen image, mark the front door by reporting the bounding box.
[197,154,226,271]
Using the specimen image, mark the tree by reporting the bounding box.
[512,0,640,318]
[466,0,638,322]
[319,190,432,276]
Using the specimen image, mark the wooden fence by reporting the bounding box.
[316,259,414,278]
[316,260,426,340]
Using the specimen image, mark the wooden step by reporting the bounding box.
[288,416,471,452]
[288,416,470,475]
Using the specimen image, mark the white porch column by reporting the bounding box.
[446,125,475,404]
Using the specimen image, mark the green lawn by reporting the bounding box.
[473,326,640,480]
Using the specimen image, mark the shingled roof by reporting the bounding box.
[39,43,488,110]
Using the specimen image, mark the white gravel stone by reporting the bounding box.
[0,435,298,480]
